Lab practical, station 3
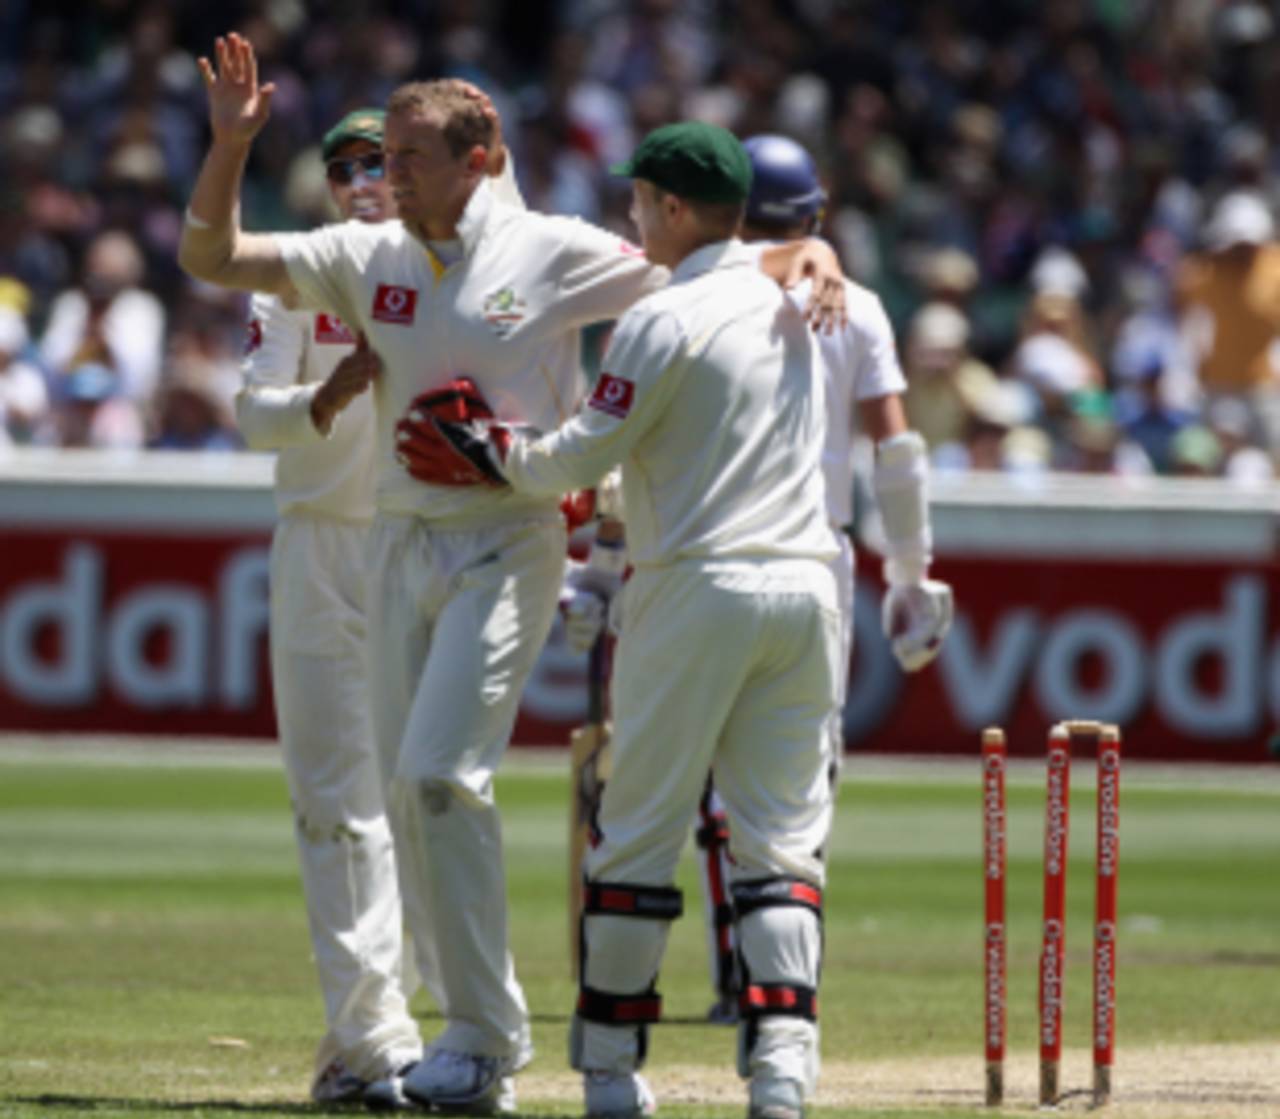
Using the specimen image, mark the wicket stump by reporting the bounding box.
[982,720,1121,1110]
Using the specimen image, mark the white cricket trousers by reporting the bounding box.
[696,533,855,990]
[366,513,566,1060]
[269,515,423,1083]
[582,558,842,1090]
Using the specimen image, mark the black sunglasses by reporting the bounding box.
[326,152,386,184]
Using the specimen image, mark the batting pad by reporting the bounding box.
[573,909,676,1072]
[735,901,822,1094]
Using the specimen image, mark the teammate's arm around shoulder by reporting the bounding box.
[179,32,295,299]
[758,238,847,331]
[861,393,955,672]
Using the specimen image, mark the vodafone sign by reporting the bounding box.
[1,453,1276,759]
[835,555,1279,760]
[0,532,273,736]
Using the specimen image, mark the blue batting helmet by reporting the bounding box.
[742,134,826,226]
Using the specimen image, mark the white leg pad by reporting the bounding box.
[734,896,822,1095]
[573,912,675,1072]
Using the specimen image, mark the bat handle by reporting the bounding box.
[586,631,607,724]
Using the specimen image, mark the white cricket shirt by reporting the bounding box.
[503,239,839,567]
[743,244,906,527]
[275,180,666,529]
[238,295,376,521]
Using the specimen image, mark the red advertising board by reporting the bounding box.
[848,550,1278,762]
[0,525,1274,761]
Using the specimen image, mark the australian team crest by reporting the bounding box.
[482,286,527,338]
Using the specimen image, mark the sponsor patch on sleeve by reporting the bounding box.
[372,284,418,324]
[245,318,263,354]
[314,313,355,344]
[589,373,636,419]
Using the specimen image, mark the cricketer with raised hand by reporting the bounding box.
[180,31,850,1116]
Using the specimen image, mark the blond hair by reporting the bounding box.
[386,80,494,158]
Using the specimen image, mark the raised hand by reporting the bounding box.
[197,32,276,145]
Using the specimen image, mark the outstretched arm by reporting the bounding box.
[179,32,295,297]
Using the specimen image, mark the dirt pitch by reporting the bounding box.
[513,1043,1279,1116]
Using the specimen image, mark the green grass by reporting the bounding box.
[1,747,1278,1118]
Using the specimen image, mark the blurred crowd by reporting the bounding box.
[3,0,1280,483]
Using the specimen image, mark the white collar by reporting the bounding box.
[669,238,752,284]
[455,178,496,255]
[403,178,495,259]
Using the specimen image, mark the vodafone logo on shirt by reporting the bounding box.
[314,313,355,344]
[245,318,263,354]
[372,284,418,325]
[589,373,635,419]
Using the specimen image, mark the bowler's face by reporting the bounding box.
[383,110,471,232]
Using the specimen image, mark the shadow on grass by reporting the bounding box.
[523,1013,733,1027]
[7,1101,580,1119]
[7,1099,317,1115]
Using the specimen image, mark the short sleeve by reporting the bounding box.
[275,223,366,332]
[852,288,907,400]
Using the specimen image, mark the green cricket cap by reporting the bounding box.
[611,121,753,203]
[322,108,386,160]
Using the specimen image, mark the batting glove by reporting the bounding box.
[882,578,954,672]
[559,538,627,652]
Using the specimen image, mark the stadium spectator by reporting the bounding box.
[147,363,240,451]
[2,3,1280,475]
[39,229,165,407]
[1167,423,1226,478]
[1177,190,1280,451]
[1009,290,1105,452]
[901,301,1001,457]
[1177,191,1280,394]
[1204,395,1276,484]
[0,301,48,447]
[44,362,144,449]
[1114,355,1196,475]
[1057,390,1153,476]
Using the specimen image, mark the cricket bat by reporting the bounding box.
[569,632,611,978]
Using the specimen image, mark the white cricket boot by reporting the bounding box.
[747,1076,804,1119]
[401,1049,514,1115]
[584,1070,656,1118]
[366,1061,515,1113]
